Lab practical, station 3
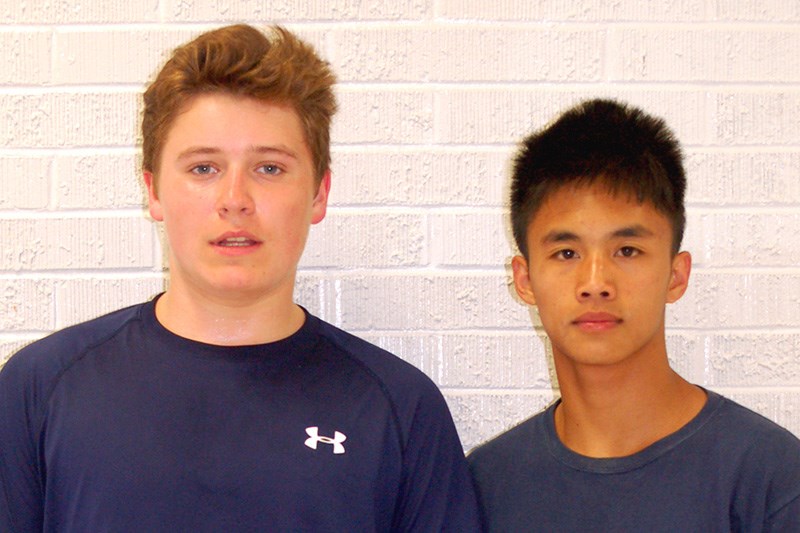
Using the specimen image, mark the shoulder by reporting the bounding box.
[468,410,546,475]
[704,392,800,514]
[0,303,148,392]
[310,315,454,442]
[707,393,800,453]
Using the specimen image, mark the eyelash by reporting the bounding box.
[552,247,641,260]
[188,164,284,176]
[190,164,217,175]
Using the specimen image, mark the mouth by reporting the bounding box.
[216,236,258,247]
[573,312,622,331]
[212,232,262,248]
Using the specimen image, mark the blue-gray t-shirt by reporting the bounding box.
[469,391,800,532]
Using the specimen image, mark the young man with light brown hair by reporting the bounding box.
[0,25,481,532]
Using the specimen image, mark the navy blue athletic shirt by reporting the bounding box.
[0,297,481,532]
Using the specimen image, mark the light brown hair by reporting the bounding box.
[142,24,337,187]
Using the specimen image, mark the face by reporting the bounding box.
[512,183,690,370]
[144,93,329,305]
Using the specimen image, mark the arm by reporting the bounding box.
[391,386,482,532]
[0,352,46,532]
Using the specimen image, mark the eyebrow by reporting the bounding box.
[176,145,299,161]
[540,224,655,245]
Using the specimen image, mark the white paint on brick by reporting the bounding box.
[329,148,510,206]
[54,276,163,328]
[0,1,159,24]
[0,31,51,86]
[437,0,709,22]
[331,26,603,82]
[0,217,156,271]
[54,154,147,209]
[0,156,50,209]
[302,211,428,267]
[165,0,432,22]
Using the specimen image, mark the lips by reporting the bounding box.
[573,312,622,331]
[212,232,261,248]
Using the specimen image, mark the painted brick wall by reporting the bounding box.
[1,1,799,451]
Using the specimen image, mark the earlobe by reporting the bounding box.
[666,251,692,303]
[310,170,331,225]
[511,255,537,306]
[143,171,164,222]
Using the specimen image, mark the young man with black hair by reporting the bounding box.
[0,25,481,532]
[468,98,800,531]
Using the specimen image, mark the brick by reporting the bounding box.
[713,0,800,21]
[669,272,800,328]
[611,29,800,83]
[360,331,553,389]
[436,0,707,21]
[333,89,433,144]
[0,31,51,85]
[685,150,800,206]
[301,211,427,268]
[55,154,145,209]
[717,389,800,438]
[54,277,164,329]
[0,157,51,209]
[429,210,512,266]
[0,93,139,149]
[713,91,800,145]
[0,217,156,271]
[331,26,602,82]
[329,148,509,207]
[54,29,196,85]
[358,332,442,380]
[666,333,703,383]
[446,391,555,450]
[434,89,709,146]
[293,274,334,320]
[166,0,431,21]
[0,278,54,331]
[0,0,159,24]
[335,273,530,331]
[706,334,800,386]
[685,210,800,268]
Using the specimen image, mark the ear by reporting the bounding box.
[143,171,164,222]
[310,170,331,225]
[666,251,692,303]
[511,254,537,306]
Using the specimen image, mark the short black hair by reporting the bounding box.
[510,98,686,257]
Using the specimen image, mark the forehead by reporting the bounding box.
[162,93,308,155]
[527,183,672,242]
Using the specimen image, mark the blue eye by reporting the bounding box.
[257,164,282,175]
[190,164,216,175]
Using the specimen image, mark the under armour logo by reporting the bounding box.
[305,426,347,454]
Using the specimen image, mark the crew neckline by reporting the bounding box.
[139,294,321,361]
[544,388,724,474]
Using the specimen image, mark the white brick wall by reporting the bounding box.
[1,1,799,450]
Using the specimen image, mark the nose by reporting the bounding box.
[217,167,254,217]
[576,252,615,301]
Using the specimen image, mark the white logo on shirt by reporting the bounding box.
[305,426,347,454]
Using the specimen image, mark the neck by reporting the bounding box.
[154,286,305,346]
[553,351,706,458]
